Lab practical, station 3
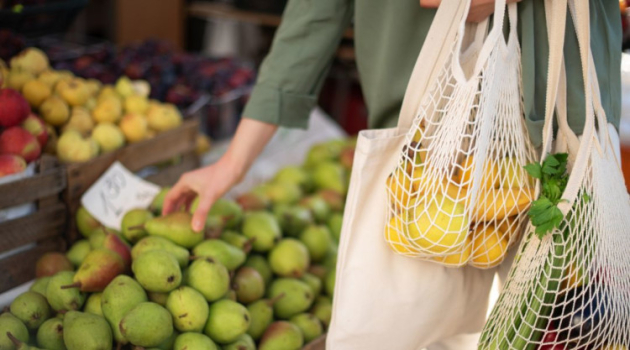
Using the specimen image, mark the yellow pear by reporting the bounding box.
[97,85,120,103]
[22,79,52,107]
[498,157,531,189]
[57,130,98,163]
[386,167,413,207]
[38,70,64,88]
[92,96,123,123]
[407,195,468,254]
[472,187,534,222]
[124,95,149,114]
[454,155,499,190]
[85,79,102,96]
[84,97,97,111]
[131,80,151,97]
[57,78,91,106]
[40,95,70,126]
[146,104,182,132]
[195,133,211,155]
[119,113,148,143]
[470,224,508,268]
[57,70,74,80]
[385,216,419,255]
[6,69,35,91]
[115,76,135,98]
[10,48,49,75]
[92,123,125,153]
[433,235,472,267]
[63,107,94,136]
[0,66,8,88]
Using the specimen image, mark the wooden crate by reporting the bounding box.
[0,156,67,294]
[63,119,200,242]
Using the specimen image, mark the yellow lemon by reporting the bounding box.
[385,216,418,255]
[498,157,531,189]
[470,224,509,268]
[387,167,413,207]
[454,155,499,190]
[407,195,468,254]
[433,235,472,266]
[472,187,534,222]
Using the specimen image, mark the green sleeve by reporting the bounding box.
[519,0,622,147]
[242,0,354,128]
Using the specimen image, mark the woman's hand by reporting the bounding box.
[162,118,278,231]
[420,0,522,23]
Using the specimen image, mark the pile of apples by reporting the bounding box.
[0,47,201,169]
[0,138,354,350]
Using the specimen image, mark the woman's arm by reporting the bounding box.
[162,118,278,231]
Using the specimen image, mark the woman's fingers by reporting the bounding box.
[191,191,217,232]
[162,180,193,216]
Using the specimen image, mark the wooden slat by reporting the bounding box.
[0,168,65,209]
[0,203,67,253]
[303,335,326,350]
[146,151,200,187]
[0,238,65,293]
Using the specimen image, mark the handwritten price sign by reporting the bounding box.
[81,162,161,230]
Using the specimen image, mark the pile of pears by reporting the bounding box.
[0,138,355,350]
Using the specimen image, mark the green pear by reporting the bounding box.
[304,141,343,168]
[29,277,50,298]
[300,273,322,297]
[299,225,332,263]
[232,267,265,304]
[312,162,346,193]
[88,228,106,249]
[131,236,190,268]
[65,240,91,267]
[327,213,343,242]
[4,332,30,350]
[307,265,327,282]
[145,212,203,248]
[71,248,126,292]
[83,293,102,316]
[268,279,314,319]
[191,198,243,229]
[273,205,313,237]
[323,248,338,272]
[243,255,273,286]
[242,212,281,252]
[76,206,100,238]
[10,292,51,329]
[273,166,312,191]
[150,329,178,350]
[261,182,302,205]
[325,269,336,297]
[149,187,170,215]
[220,231,251,250]
[132,250,181,293]
[300,196,331,223]
[235,191,270,211]
[36,317,66,350]
[289,313,323,343]
[246,295,284,340]
[102,275,148,343]
[269,239,310,278]
[119,302,173,348]
[121,209,153,243]
[148,292,169,307]
[192,239,246,271]
[173,332,218,350]
[318,189,345,212]
[0,313,29,349]
[166,286,209,333]
[187,258,229,301]
[310,296,332,328]
[63,311,112,350]
[222,333,256,350]
[204,300,250,344]
[180,268,190,286]
[46,272,86,312]
[259,321,304,350]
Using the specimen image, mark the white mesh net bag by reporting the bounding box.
[384,0,537,268]
[479,0,630,348]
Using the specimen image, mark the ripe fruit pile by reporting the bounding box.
[0,47,195,167]
[385,129,535,268]
[0,139,354,350]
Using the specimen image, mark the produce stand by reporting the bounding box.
[63,119,200,242]
[0,155,67,294]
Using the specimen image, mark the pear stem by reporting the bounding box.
[60,282,81,290]
[267,293,286,306]
[127,225,145,231]
[6,332,21,346]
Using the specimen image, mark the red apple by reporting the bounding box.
[0,126,41,162]
[0,88,31,128]
[21,113,48,147]
[0,154,26,177]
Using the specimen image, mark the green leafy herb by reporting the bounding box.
[524,153,570,239]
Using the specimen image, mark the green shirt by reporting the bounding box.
[243,0,621,147]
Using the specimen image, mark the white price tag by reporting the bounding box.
[81,162,161,230]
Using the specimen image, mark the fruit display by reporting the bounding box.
[384,128,535,268]
[0,46,205,170]
[0,138,353,350]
